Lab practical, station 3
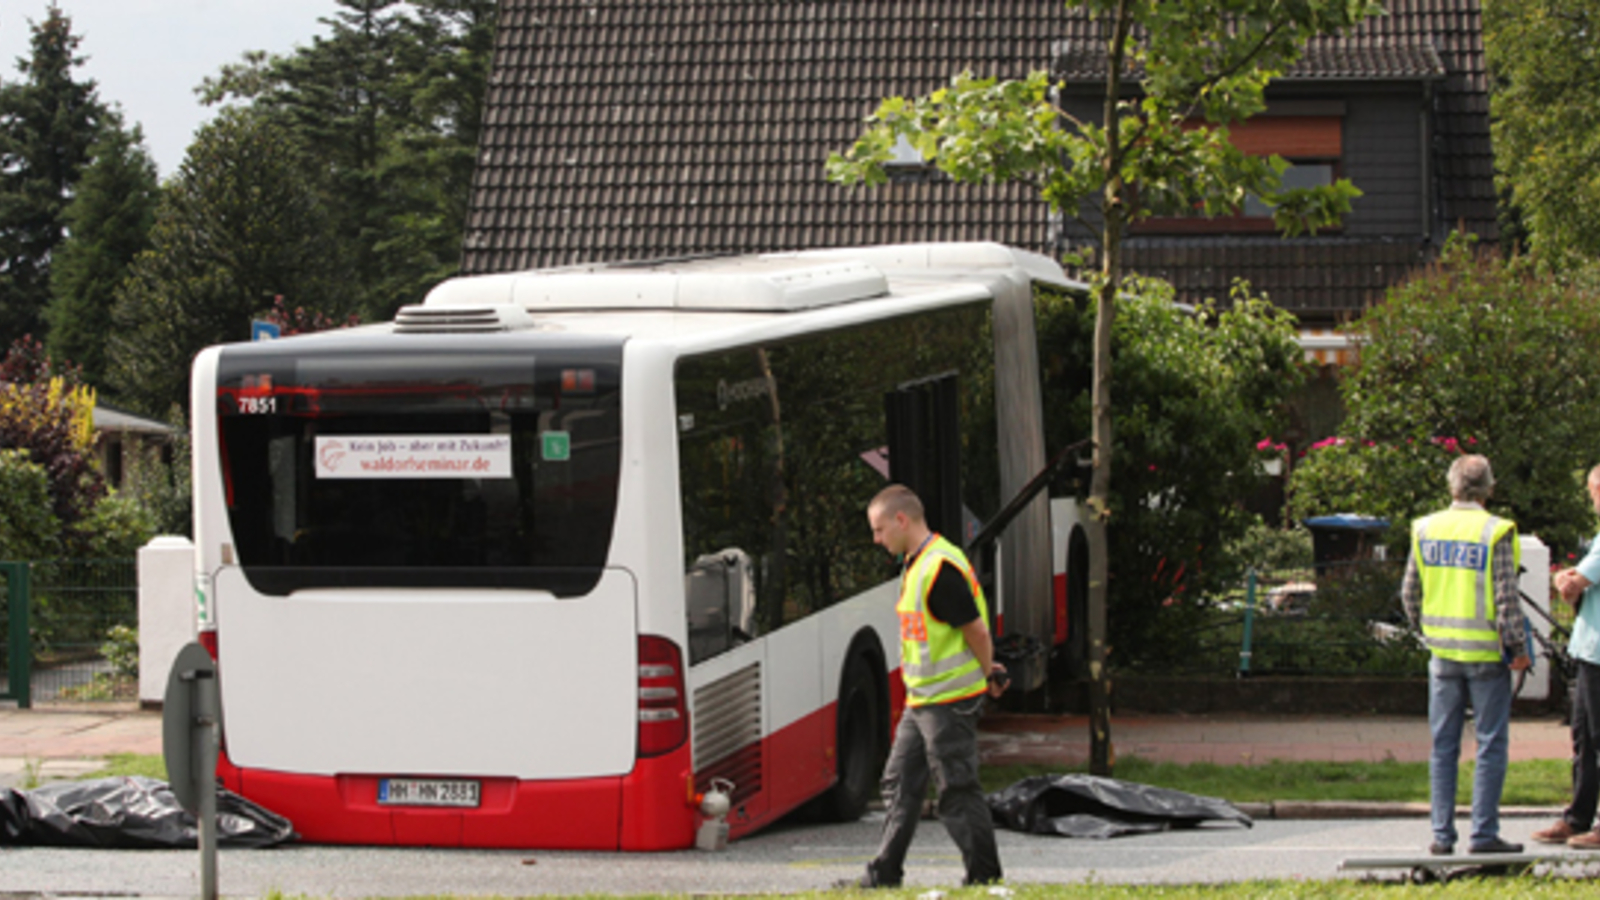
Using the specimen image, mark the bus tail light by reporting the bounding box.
[199,628,219,660]
[636,635,687,757]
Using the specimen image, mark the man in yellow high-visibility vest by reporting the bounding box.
[1401,454,1530,856]
[845,484,1006,889]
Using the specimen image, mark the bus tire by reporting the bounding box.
[820,654,884,822]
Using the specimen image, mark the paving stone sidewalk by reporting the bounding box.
[979,711,1573,767]
[0,704,162,789]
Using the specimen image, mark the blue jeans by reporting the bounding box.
[1428,656,1512,849]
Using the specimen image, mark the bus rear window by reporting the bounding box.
[214,340,622,596]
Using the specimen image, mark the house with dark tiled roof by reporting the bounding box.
[463,1,1494,328]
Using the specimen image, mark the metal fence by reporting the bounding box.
[0,558,138,707]
[1170,557,1427,678]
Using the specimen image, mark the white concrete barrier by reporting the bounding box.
[1517,535,1551,702]
[138,535,196,707]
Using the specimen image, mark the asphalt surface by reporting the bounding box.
[4,813,1600,895]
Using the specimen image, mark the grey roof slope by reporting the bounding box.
[1057,37,1448,82]
[463,1,1495,318]
[466,1,1062,272]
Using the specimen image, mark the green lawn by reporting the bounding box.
[82,752,1569,806]
[81,752,167,780]
[982,757,1571,806]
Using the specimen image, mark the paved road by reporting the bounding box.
[3,814,1598,895]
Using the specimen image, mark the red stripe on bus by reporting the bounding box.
[224,743,695,850]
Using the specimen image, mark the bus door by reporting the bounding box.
[884,372,963,541]
[885,372,1003,622]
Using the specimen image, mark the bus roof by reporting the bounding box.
[415,242,1078,319]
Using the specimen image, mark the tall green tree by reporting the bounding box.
[1290,235,1600,558]
[828,0,1379,772]
[200,0,498,320]
[45,114,160,388]
[1486,0,1600,264]
[376,0,499,308]
[0,3,108,345]
[107,107,351,416]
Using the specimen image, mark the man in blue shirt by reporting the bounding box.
[1532,465,1600,851]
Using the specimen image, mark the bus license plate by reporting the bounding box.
[378,778,481,808]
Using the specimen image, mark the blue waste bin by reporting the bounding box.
[1303,514,1389,578]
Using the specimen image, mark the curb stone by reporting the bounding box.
[1246,801,1562,820]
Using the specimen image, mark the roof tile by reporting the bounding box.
[465,1,1493,319]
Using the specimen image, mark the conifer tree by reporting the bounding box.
[46,114,159,388]
[108,108,349,416]
[0,4,108,345]
[200,0,498,320]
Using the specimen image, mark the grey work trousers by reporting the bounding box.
[866,694,1002,887]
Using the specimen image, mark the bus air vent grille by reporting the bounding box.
[393,304,536,333]
[691,662,762,776]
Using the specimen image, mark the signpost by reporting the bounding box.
[251,320,281,342]
[164,642,219,900]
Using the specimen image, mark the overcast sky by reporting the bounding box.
[1,0,340,177]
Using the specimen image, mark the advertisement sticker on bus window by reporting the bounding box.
[314,435,513,479]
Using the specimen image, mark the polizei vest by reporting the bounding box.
[897,534,990,707]
[1412,507,1518,663]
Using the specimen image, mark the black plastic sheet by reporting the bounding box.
[0,776,296,848]
[988,773,1253,839]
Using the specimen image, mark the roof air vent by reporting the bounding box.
[393,304,537,333]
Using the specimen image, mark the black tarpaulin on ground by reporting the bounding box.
[988,774,1254,839]
[0,776,296,848]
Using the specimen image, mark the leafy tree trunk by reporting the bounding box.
[1086,0,1132,778]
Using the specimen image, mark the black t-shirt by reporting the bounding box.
[920,556,981,628]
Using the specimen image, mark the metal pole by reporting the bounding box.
[5,563,33,708]
[1239,569,1257,676]
[194,669,218,900]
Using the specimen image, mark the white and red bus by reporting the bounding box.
[189,242,1088,849]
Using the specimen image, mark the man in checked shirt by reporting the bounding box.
[1401,453,1530,856]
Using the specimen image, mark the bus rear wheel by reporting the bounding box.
[820,655,884,822]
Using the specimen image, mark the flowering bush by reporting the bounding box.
[260,294,361,336]
[1288,233,1600,555]
[0,337,105,549]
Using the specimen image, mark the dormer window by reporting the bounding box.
[884,134,940,183]
[1138,105,1344,234]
